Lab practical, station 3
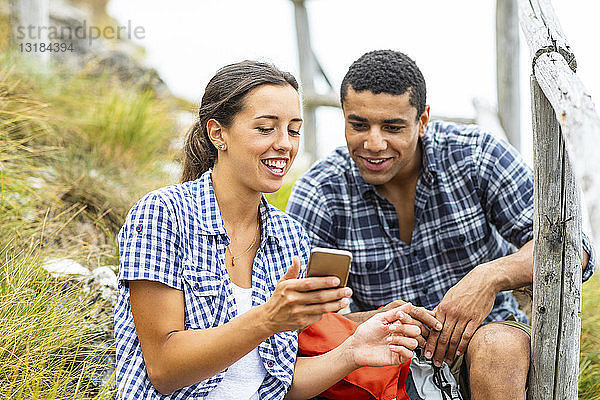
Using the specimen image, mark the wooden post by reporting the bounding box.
[292,0,318,164]
[9,0,50,65]
[496,0,521,151]
[529,76,582,400]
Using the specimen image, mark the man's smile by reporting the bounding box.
[358,155,394,171]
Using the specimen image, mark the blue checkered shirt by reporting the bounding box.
[287,121,596,324]
[115,170,310,399]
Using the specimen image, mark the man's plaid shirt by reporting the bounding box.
[287,121,596,324]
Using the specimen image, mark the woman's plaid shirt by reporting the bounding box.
[115,171,310,399]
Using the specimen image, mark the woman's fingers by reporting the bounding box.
[279,256,302,281]
[300,297,351,315]
[399,303,443,332]
[282,276,344,292]
[388,321,420,338]
[293,286,352,305]
[386,335,419,351]
[391,312,429,347]
[388,345,416,362]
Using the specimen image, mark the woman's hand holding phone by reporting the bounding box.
[259,257,353,334]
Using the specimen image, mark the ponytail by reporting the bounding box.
[180,120,217,183]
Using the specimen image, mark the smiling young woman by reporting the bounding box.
[114,60,426,400]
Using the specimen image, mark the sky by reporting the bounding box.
[106,0,600,167]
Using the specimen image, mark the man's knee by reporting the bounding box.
[466,322,530,367]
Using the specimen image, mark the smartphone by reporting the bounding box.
[306,247,352,288]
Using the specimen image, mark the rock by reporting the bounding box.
[90,266,118,304]
[42,257,91,279]
[82,50,169,95]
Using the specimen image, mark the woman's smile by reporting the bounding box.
[261,157,289,176]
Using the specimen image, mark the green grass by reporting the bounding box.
[0,43,179,398]
[580,275,600,398]
[0,246,112,399]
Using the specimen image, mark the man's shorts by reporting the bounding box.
[449,318,531,400]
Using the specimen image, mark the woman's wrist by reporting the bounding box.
[337,334,361,371]
[247,303,279,339]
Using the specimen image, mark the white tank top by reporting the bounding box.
[206,283,267,400]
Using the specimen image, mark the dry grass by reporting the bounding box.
[580,275,600,399]
[0,45,179,397]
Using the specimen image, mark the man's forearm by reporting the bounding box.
[342,309,379,324]
[486,239,591,293]
[342,299,409,324]
[484,240,534,293]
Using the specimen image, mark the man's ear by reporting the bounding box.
[206,119,226,148]
[418,105,430,137]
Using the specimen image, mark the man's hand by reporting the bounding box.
[345,299,442,347]
[424,264,497,367]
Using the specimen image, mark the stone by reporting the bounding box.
[90,266,118,304]
[42,257,91,279]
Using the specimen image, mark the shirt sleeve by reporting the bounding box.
[117,192,183,290]
[474,131,596,282]
[286,175,338,249]
[474,131,534,248]
[582,232,596,281]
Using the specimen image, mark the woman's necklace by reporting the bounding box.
[226,221,259,267]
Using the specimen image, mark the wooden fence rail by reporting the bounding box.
[519,0,600,398]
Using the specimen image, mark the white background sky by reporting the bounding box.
[106,0,600,166]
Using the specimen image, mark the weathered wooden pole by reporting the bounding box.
[529,76,582,400]
[496,0,521,151]
[9,0,50,65]
[291,0,318,164]
[518,1,600,396]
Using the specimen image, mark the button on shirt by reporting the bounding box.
[287,121,596,324]
[115,170,310,399]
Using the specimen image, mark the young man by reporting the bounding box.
[286,50,596,400]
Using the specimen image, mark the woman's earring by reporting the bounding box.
[217,144,226,150]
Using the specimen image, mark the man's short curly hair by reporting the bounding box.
[340,50,426,120]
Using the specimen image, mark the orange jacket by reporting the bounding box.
[298,313,412,400]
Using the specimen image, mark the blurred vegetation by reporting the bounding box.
[0,37,179,397]
[264,175,296,211]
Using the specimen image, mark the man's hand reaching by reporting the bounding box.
[424,264,498,367]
